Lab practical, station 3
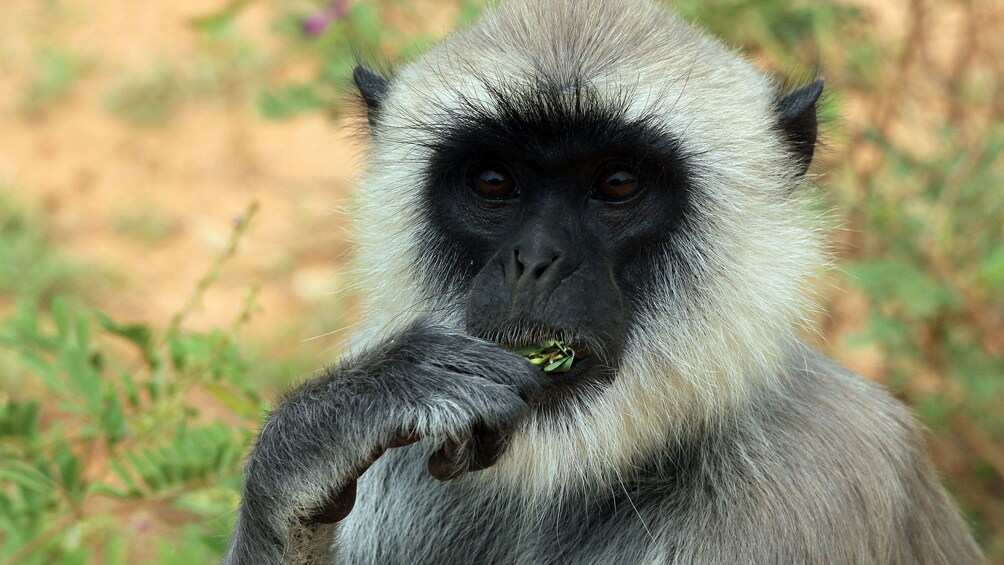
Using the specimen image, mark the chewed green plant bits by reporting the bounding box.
[512,340,575,373]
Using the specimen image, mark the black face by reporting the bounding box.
[414,83,692,397]
[352,66,821,401]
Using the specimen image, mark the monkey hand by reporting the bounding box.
[223,320,544,565]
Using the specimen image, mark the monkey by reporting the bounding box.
[223,0,985,563]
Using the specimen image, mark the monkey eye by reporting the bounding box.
[469,165,518,199]
[593,168,642,201]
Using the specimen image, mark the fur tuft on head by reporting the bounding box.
[349,0,828,496]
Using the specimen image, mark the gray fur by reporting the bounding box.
[224,322,546,564]
[223,0,984,563]
[336,346,979,564]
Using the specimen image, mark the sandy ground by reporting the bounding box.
[0,0,389,371]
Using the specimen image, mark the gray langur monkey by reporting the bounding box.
[224,0,985,563]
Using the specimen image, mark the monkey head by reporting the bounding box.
[348,0,826,490]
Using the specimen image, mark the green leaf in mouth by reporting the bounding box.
[512,340,575,374]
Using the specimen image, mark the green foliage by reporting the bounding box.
[0,203,264,563]
[849,260,959,320]
[259,83,323,119]
[979,246,1004,290]
[673,0,860,64]
[248,0,484,120]
[0,296,259,563]
[513,340,575,373]
[0,189,82,305]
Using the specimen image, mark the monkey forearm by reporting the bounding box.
[224,321,541,564]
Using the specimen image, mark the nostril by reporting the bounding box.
[511,249,561,281]
[532,254,559,279]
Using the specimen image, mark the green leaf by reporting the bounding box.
[90,483,131,499]
[205,382,258,416]
[347,3,382,47]
[511,344,546,357]
[97,313,161,370]
[101,391,128,445]
[913,394,952,431]
[558,356,574,372]
[53,444,87,503]
[513,340,575,373]
[544,358,567,372]
[848,259,959,319]
[847,312,913,353]
[108,460,142,498]
[978,246,1004,291]
[454,0,484,27]
[0,399,40,440]
[0,461,54,495]
[125,451,161,492]
[118,370,140,409]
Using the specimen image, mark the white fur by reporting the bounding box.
[348,0,827,497]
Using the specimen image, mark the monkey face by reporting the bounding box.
[411,84,693,395]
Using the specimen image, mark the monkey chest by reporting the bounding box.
[334,448,673,564]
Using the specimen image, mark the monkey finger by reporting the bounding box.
[309,428,418,525]
[428,428,506,480]
[428,440,467,481]
[466,430,504,472]
[386,428,422,449]
[308,478,357,524]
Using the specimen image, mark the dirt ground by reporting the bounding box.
[0,0,393,370]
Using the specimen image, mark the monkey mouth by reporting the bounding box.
[487,331,614,409]
[570,343,591,359]
[561,346,596,378]
[504,338,596,377]
[470,321,609,382]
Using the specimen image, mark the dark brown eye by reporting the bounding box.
[471,166,517,199]
[594,169,641,201]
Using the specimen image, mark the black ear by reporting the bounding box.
[353,65,390,126]
[775,79,823,176]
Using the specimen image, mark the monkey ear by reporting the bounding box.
[775,79,824,176]
[353,65,390,126]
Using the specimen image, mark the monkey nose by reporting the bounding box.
[514,248,560,280]
[502,244,566,307]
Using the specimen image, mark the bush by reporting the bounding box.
[0,204,262,563]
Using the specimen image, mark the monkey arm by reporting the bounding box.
[222,321,543,565]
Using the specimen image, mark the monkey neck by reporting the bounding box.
[478,335,813,500]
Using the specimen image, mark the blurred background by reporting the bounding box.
[0,0,1001,562]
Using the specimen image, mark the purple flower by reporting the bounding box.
[301,0,348,37]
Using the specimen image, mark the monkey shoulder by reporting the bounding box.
[668,349,982,564]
